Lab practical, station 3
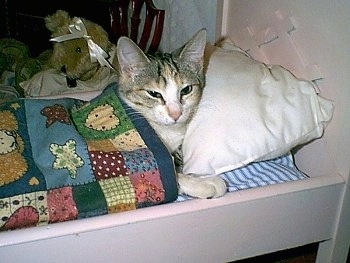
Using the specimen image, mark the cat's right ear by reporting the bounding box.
[177,29,207,72]
[116,37,150,78]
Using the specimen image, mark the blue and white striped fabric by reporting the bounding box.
[176,153,307,201]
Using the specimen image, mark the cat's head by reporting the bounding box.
[116,29,207,127]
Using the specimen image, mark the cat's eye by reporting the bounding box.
[181,85,193,96]
[147,90,163,99]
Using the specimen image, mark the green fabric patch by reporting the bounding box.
[71,92,135,140]
[73,181,107,218]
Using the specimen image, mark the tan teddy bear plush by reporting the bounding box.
[20,10,118,98]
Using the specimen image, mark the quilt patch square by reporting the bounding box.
[47,187,78,223]
[89,150,129,180]
[0,191,48,230]
[0,101,47,197]
[108,203,136,213]
[85,139,117,152]
[71,92,135,140]
[110,129,146,151]
[25,99,95,188]
[122,148,158,174]
[72,182,107,218]
[130,171,165,205]
[98,176,136,212]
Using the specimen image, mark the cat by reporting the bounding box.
[116,29,226,199]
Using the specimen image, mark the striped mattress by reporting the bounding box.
[177,153,307,201]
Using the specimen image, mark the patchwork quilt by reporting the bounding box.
[0,84,178,231]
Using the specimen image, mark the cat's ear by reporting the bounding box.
[178,29,207,68]
[116,37,150,77]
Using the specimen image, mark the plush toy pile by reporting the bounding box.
[0,38,48,98]
[20,10,119,97]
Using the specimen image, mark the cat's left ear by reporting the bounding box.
[178,29,207,68]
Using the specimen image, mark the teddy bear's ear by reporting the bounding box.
[83,20,112,52]
[45,10,71,33]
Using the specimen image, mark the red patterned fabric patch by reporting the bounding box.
[89,151,129,180]
[47,187,78,223]
[130,171,165,204]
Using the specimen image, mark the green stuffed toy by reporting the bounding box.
[0,38,46,97]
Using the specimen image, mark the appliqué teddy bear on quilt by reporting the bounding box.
[20,10,119,97]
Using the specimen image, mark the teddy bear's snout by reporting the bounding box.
[66,77,77,88]
[61,65,77,88]
[61,65,67,74]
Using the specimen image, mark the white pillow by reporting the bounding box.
[182,41,334,176]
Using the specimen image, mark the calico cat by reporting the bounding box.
[116,29,226,198]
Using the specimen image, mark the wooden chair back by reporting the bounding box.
[109,0,165,52]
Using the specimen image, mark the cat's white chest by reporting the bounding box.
[151,122,186,153]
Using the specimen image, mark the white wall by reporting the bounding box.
[154,0,218,52]
[218,0,350,180]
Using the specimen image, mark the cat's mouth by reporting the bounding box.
[159,117,184,126]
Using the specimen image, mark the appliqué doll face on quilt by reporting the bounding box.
[0,130,18,154]
[0,109,28,187]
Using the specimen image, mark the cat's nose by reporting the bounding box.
[167,103,182,121]
[169,110,182,121]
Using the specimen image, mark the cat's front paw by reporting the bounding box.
[177,173,227,199]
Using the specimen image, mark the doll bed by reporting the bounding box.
[0,76,310,231]
[1,2,350,263]
[0,49,344,262]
